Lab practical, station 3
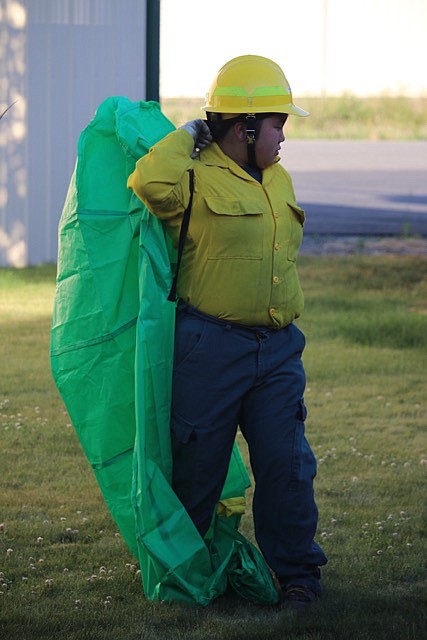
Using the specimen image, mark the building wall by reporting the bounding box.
[1,0,148,267]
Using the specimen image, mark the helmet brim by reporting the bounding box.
[287,104,310,117]
[202,104,310,118]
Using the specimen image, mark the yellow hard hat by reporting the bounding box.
[202,54,309,117]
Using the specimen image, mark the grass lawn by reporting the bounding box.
[161,96,427,140]
[0,257,426,640]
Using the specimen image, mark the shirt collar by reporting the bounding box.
[200,143,259,182]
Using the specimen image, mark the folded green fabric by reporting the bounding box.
[51,96,278,606]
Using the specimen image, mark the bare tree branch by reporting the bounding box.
[0,101,17,120]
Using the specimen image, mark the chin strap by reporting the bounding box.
[245,114,258,168]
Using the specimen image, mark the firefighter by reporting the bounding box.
[128,54,327,608]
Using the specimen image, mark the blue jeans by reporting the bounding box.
[171,304,327,594]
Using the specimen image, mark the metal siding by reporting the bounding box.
[26,20,51,265]
[0,0,29,267]
[1,0,148,266]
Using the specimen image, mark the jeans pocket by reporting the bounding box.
[171,413,197,445]
[290,419,317,490]
[173,313,208,373]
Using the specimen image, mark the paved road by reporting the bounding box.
[282,141,427,236]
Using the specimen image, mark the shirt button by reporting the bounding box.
[270,307,276,315]
[274,243,280,251]
[273,276,279,283]
[274,213,279,219]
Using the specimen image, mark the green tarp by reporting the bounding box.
[50,97,278,606]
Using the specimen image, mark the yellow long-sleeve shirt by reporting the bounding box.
[127,129,305,328]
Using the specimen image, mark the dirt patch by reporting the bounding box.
[300,236,427,256]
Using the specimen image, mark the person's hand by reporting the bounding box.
[179,119,212,151]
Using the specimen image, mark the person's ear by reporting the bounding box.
[233,121,247,143]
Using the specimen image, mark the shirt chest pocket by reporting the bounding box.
[204,196,264,260]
